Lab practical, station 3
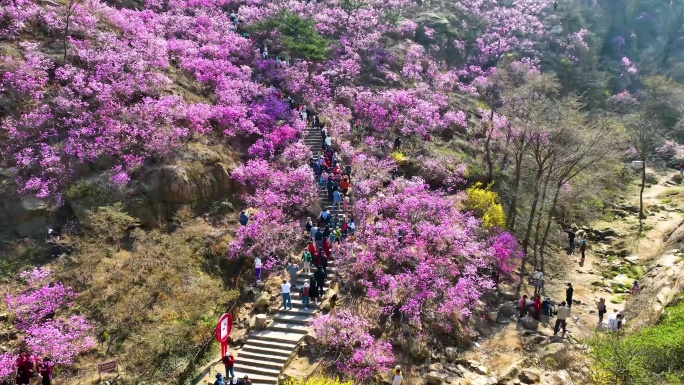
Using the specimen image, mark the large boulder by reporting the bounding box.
[521,317,539,331]
[539,342,567,360]
[481,290,499,303]
[499,302,517,317]
[497,360,522,383]
[254,292,271,308]
[445,347,458,362]
[518,368,540,384]
[409,340,430,362]
[14,197,50,236]
[425,371,448,385]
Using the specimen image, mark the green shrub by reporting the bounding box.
[588,301,684,384]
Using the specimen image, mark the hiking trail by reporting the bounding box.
[194,124,346,384]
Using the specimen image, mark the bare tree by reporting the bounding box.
[64,0,83,62]
[610,76,684,232]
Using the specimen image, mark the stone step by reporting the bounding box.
[232,364,281,378]
[273,313,313,325]
[231,372,278,385]
[235,357,285,371]
[251,330,304,344]
[239,345,293,359]
[246,337,300,352]
[278,307,317,316]
[268,322,309,334]
[295,277,332,285]
[292,289,329,299]
[238,350,291,364]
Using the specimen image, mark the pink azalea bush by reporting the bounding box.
[5,269,76,329]
[311,310,394,380]
[1,269,93,380]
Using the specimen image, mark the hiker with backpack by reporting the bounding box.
[300,281,311,310]
[214,373,226,385]
[596,298,607,324]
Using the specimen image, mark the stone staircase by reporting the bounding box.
[210,124,341,385]
[302,126,348,219]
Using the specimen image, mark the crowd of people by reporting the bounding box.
[520,226,640,337]
[6,352,54,385]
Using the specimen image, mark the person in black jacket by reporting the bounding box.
[566,283,574,308]
[314,266,327,299]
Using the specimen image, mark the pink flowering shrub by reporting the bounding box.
[0,353,16,379]
[231,159,318,214]
[2,269,93,380]
[489,231,521,275]
[311,310,394,380]
[6,281,75,330]
[415,155,466,190]
[227,210,300,261]
[337,177,499,327]
[23,317,95,365]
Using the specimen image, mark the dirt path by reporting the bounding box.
[539,171,682,340]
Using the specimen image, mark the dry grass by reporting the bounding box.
[52,206,238,384]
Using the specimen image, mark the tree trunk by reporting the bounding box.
[539,182,562,273]
[63,15,70,62]
[639,157,646,232]
[484,110,495,184]
[505,148,524,231]
[532,166,553,269]
[515,165,545,295]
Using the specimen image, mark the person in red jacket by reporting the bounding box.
[38,357,54,385]
[15,351,34,385]
[532,295,542,321]
[222,351,235,380]
[307,241,317,256]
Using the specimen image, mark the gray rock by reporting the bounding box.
[498,360,521,383]
[473,365,489,375]
[429,363,443,371]
[425,371,448,385]
[410,340,430,362]
[540,342,567,360]
[521,317,539,331]
[518,368,540,384]
[304,331,318,345]
[499,302,517,317]
[445,347,458,362]
[501,291,518,301]
[482,290,499,303]
[254,292,271,308]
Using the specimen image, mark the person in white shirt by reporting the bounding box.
[391,365,403,385]
[532,268,544,295]
[281,279,292,310]
[554,301,570,336]
[607,309,621,332]
[325,136,332,148]
[255,256,262,283]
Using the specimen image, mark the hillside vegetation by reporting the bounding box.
[2,0,684,384]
